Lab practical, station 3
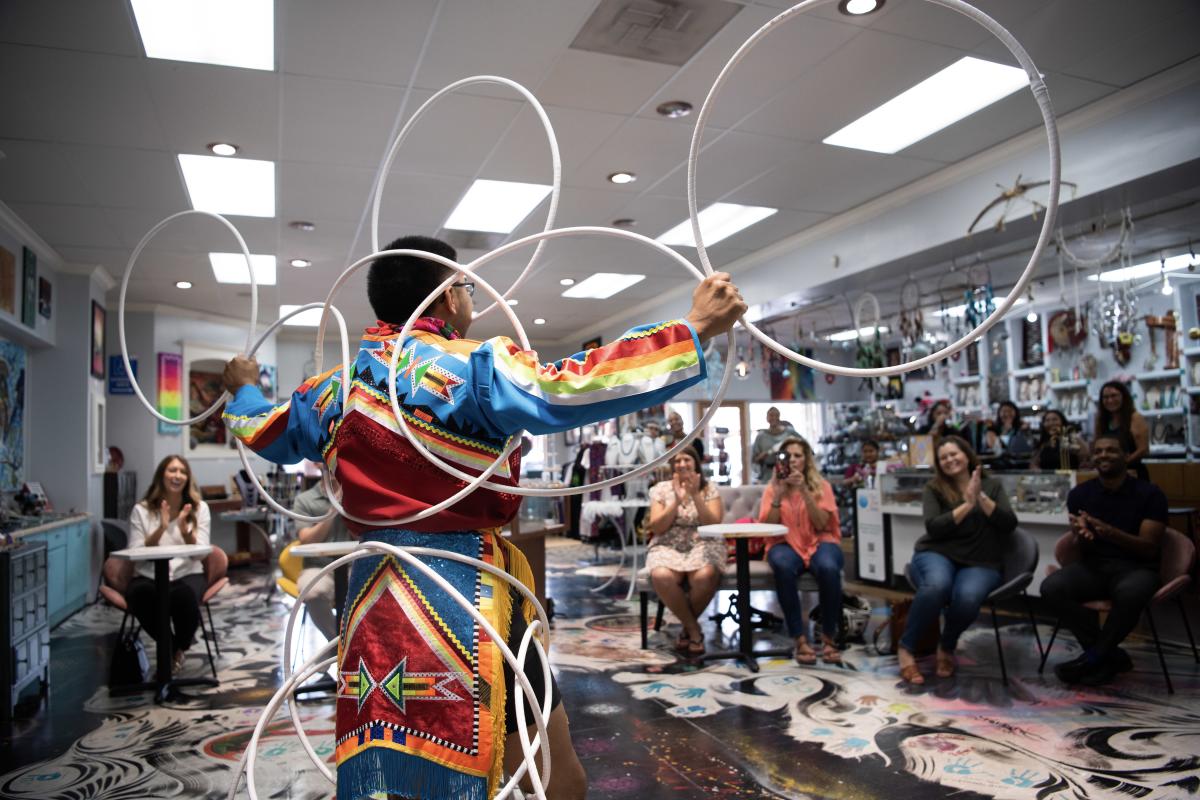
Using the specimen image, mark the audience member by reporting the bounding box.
[751,406,795,483]
[843,439,880,489]
[898,436,1016,684]
[1031,409,1088,471]
[292,481,351,640]
[985,401,1033,467]
[1041,433,1166,686]
[646,448,724,656]
[760,437,843,665]
[125,455,211,675]
[1095,380,1149,480]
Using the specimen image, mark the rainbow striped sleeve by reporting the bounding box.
[473,319,705,435]
[222,366,343,465]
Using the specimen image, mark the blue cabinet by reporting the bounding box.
[18,516,94,627]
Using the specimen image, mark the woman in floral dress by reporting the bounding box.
[646,447,725,656]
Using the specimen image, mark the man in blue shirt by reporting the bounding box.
[1042,433,1166,686]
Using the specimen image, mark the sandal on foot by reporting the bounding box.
[935,650,956,678]
[686,638,706,656]
[794,639,817,665]
[900,664,925,685]
[674,633,691,653]
[821,638,842,664]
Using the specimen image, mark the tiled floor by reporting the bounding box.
[2,538,1198,799]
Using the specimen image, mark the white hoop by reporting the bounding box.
[370,75,562,321]
[686,0,1060,378]
[118,210,257,426]
[852,292,881,341]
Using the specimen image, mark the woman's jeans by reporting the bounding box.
[767,541,844,640]
[900,549,1002,653]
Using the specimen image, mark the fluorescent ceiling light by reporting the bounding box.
[561,272,647,300]
[179,154,275,217]
[827,325,890,342]
[209,252,276,285]
[443,179,552,234]
[279,305,326,327]
[131,0,274,71]
[823,56,1027,154]
[933,296,1025,317]
[658,203,777,247]
[1087,254,1192,282]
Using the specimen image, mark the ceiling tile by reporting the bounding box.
[576,117,696,194]
[0,0,141,57]
[281,0,437,86]
[66,146,189,210]
[9,202,124,249]
[485,105,626,183]
[535,49,677,115]
[0,45,164,149]
[280,75,413,168]
[0,140,91,204]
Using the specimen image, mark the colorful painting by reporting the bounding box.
[90,301,106,378]
[0,339,26,489]
[189,370,226,447]
[0,246,15,315]
[21,247,36,328]
[156,353,182,435]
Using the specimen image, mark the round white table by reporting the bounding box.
[111,543,217,702]
[698,523,789,672]
[291,541,358,558]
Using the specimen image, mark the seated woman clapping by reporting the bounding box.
[898,435,1017,684]
[760,437,844,665]
[646,448,725,656]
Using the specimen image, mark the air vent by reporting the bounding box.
[440,230,506,252]
[570,0,741,66]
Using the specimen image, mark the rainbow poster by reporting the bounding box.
[157,352,182,435]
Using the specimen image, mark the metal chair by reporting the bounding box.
[904,527,1041,686]
[197,547,229,680]
[1038,527,1198,693]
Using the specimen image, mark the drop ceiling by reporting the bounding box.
[1,0,1198,344]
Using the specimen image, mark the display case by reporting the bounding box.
[879,469,1073,517]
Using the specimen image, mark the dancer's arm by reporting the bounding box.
[222,364,343,465]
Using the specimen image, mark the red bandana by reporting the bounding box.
[367,317,460,340]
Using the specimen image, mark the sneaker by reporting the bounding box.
[1109,647,1133,674]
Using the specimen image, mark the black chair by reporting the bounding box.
[904,527,1042,686]
[97,519,130,600]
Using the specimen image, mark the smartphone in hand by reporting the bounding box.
[774,451,790,480]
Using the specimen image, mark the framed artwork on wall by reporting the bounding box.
[157,353,183,435]
[0,339,27,489]
[37,277,51,319]
[90,301,106,378]
[966,341,979,376]
[91,391,106,474]
[0,246,15,315]
[22,247,37,328]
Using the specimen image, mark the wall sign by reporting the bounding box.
[108,355,137,395]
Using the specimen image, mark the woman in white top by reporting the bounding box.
[126,455,212,674]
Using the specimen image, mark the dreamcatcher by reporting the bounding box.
[1091,282,1139,366]
[852,292,884,391]
[936,269,969,339]
[963,261,996,328]
[968,174,1078,234]
[1056,208,1133,335]
[898,276,924,350]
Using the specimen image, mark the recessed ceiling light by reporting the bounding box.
[658,202,777,247]
[289,258,311,268]
[823,56,1027,154]
[178,154,275,217]
[289,220,316,232]
[559,278,576,286]
[209,252,276,285]
[1088,254,1192,282]
[207,142,239,157]
[444,179,553,234]
[562,273,646,300]
[838,0,884,15]
[279,304,326,326]
[611,218,637,228]
[608,171,637,185]
[506,298,519,306]
[656,100,693,118]
[533,318,547,325]
[130,0,274,71]
[827,325,891,342]
[175,280,193,289]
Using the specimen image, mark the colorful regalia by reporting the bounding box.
[224,316,704,800]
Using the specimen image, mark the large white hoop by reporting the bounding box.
[686,0,1061,378]
[117,210,257,426]
[370,75,562,321]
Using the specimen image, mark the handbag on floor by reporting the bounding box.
[109,631,150,687]
[874,598,938,656]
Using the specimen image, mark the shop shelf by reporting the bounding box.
[1141,407,1186,418]
[1012,366,1045,378]
[952,375,982,385]
[1048,380,1088,390]
[1137,369,1183,382]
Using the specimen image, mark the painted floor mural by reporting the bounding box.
[1,540,1198,799]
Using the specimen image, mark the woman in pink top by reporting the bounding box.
[759,437,843,665]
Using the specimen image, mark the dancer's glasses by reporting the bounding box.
[451,281,475,297]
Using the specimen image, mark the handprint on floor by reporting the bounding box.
[1002,769,1039,788]
[944,757,982,775]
